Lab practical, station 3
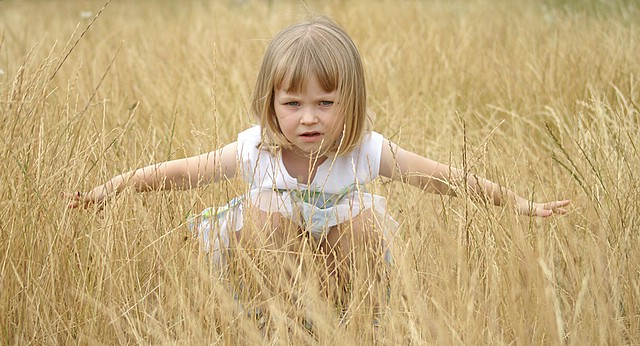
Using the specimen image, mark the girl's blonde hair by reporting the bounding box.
[251,16,373,155]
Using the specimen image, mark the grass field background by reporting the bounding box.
[1,0,639,344]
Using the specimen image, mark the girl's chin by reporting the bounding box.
[286,144,330,157]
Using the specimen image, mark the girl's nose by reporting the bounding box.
[300,107,318,124]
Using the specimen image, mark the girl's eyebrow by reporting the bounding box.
[278,88,336,97]
[276,87,295,95]
[276,91,297,98]
[278,93,336,102]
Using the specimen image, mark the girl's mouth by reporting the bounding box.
[299,132,323,142]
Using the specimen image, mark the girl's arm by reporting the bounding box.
[65,141,238,209]
[379,139,569,217]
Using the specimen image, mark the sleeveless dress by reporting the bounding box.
[189,126,398,265]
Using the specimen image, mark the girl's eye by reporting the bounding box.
[285,101,300,107]
[319,101,334,107]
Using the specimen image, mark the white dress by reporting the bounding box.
[189,126,398,265]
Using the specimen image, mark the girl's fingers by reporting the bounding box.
[540,200,570,217]
[550,200,571,208]
[63,191,92,209]
[524,200,570,217]
[545,208,567,216]
[63,191,82,199]
[547,200,570,212]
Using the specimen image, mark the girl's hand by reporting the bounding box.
[518,199,570,217]
[63,189,107,210]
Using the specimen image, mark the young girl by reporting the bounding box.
[66,16,569,274]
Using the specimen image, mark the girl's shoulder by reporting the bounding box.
[365,130,384,141]
[354,130,384,155]
[238,125,261,141]
[237,125,263,151]
[237,126,268,165]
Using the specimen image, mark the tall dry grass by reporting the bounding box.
[1,0,639,344]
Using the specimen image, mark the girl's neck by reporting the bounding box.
[280,148,328,184]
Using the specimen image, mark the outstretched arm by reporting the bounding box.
[379,139,569,217]
[65,141,238,209]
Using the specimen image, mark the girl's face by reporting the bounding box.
[274,74,342,155]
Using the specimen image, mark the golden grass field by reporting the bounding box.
[1,0,639,344]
